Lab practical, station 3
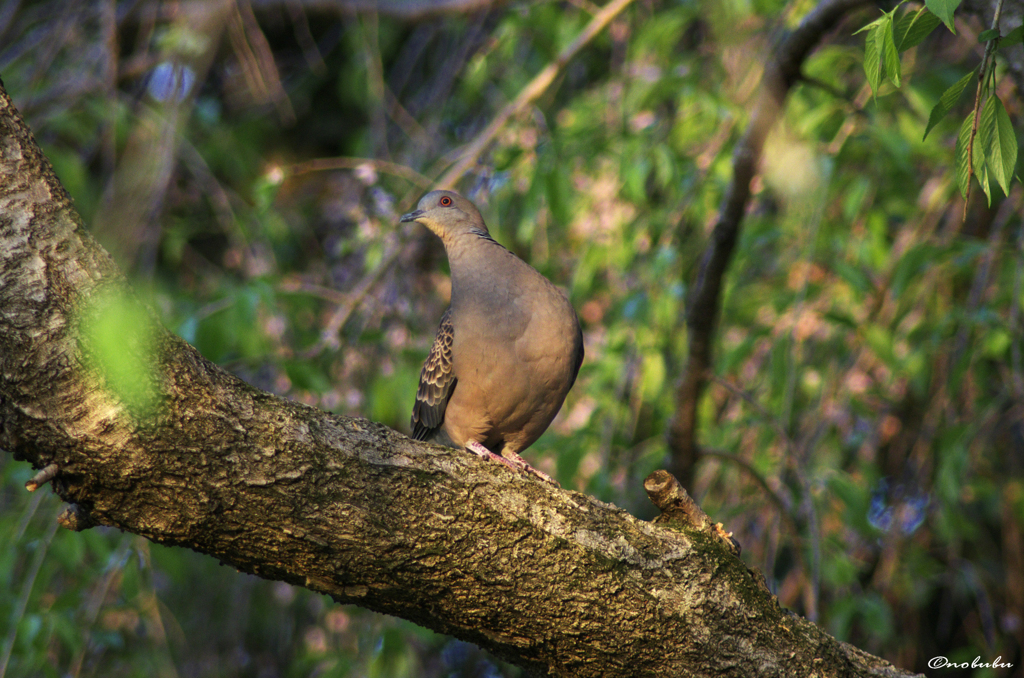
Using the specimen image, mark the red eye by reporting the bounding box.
[440,196,452,206]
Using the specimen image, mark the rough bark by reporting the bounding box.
[0,79,917,677]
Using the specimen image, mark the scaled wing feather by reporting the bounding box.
[411,308,456,440]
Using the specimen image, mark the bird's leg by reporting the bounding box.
[501,450,559,487]
[465,440,519,471]
[465,441,559,486]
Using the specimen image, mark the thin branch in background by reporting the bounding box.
[711,366,823,615]
[135,540,182,678]
[825,81,872,155]
[709,375,800,464]
[902,194,1019,478]
[564,0,601,15]
[299,240,409,358]
[386,22,439,99]
[179,137,244,242]
[288,156,433,189]
[285,0,327,73]
[92,3,231,274]
[778,179,829,622]
[667,0,873,488]
[384,84,432,148]
[279,280,350,305]
[1011,209,1024,400]
[781,169,831,434]
[359,11,390,159]
[21,0,82,103]
[284,153,431,354]
[693,114,736,172]
[249,0,509,20]
[0,0,23,46]
[0,510,60,678]
[799,74,850,101]
[701,448,794,521]
[68,535,135,678]
[11,486,45,543]
[402,18,490,157]
[802,482,821,621]
[952,186,1020,364]
[436,0,638,189]
[230,0,295,125]
[194,296,236,322]
[101,0,118,177]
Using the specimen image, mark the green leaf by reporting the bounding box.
[863,23,882,96]
[954,113,973,199]
[640,352,666,403]
[892,244,939,296]
[81,290,160,416]
[853,14,888,35]
[980,96,1018,197]
[973,107,992,204]
[976,149,992,205]
[925,0,960,32]
[882,16,901,87]
[978,28,999,41]
[895,8,942,51]
[924,69,976,139]
[1001,24,1024,46]
[994,99,1019,190]
[834,260,873,294]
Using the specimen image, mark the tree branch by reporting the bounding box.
[435,0,637,189]
[0,77,916,677]
[248,0,509,20]
[668,0,874,487]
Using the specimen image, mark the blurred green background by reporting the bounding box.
[1,0,1022,676]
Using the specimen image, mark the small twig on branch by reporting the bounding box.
[25,463,60,492]
[667,0,873,487]
[644,469,742,555]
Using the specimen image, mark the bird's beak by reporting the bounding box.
[400,210,424,223]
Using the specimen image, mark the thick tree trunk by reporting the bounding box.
[0,79,916,677]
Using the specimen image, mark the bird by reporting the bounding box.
[401,190,584,484]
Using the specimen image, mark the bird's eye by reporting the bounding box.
[440,196,452,206]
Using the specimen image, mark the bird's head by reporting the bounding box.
[400,190,490,241]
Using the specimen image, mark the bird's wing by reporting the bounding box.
[411,308,457,440]
[569,320,585,386]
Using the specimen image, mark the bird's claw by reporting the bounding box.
[465,440,518,470]
[465,441,559,486]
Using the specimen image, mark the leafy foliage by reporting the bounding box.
[858,0,1022,205]
[1,0,1023,676]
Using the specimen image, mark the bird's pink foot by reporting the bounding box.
[465,441,559,486]
[505,452,559,486]
[466,441,518,471]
